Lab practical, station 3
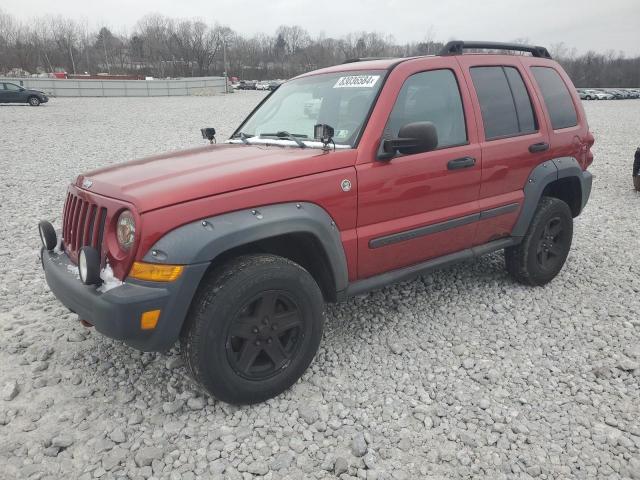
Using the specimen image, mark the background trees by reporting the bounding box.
[0,9,638,86]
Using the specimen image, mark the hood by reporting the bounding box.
[77,143,349,212]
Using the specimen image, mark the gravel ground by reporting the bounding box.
[1,94,639,480]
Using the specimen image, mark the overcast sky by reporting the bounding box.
[4,0,640,56]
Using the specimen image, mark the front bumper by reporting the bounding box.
[41,249,208,351]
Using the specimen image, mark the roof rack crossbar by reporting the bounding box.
[342,57,394,64]
[439,41,552,59]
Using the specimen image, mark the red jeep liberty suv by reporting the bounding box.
[39,41,594,404]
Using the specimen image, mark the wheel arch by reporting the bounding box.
[143,202,349,301]
[541,176,582,217]
[512,157,592,237]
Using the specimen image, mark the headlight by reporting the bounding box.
[116,210,136,251]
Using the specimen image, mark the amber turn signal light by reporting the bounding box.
[140,310,161,330]
[129,262,184,282]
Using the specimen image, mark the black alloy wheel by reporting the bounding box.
[505,196,573,286]
[226,290,304,381]
[181,254,324,404]
[535,216,565,272]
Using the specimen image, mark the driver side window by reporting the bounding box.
[5,83,21,91]
[385,69,467,149]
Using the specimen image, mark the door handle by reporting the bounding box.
[447,157,476,170]
[529,142,549,153]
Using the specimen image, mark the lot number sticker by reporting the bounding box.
[333,75,380,88]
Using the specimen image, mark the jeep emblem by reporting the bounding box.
[340,179,352,192]
[82,178,93,189]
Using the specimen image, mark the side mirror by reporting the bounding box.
[201,127,216,144]
[378,121,438,160]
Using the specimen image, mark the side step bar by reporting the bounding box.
[342,237,519,299]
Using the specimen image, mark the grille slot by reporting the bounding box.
[62,192,108,260]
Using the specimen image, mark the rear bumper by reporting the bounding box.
[41,249,208,351]
[579,169,593,214]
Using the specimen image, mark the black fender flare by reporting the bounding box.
[143,202,350,292]
[511,157,592,237]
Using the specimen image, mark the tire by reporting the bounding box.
[28,96,41,106]
[181,254,325,404]
[504,196,573,286]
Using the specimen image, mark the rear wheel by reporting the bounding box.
[28,96,41,106]
[505,196,573,286]
[181,254,324,404]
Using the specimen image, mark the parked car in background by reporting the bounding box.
[0,82,49,106]
[584,89,613,100]
[255,81,270,90]
[605,89,626,99]
[577,89,591,100]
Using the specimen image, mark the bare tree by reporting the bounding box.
[0,10,638,86]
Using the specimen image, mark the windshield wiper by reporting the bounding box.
[231,131,251,144]
[259,131,307,148]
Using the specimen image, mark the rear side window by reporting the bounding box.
[531,66,578,130]
[471,66,537,140]
[386,69,467,149]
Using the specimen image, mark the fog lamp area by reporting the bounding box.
[78,247,101,285]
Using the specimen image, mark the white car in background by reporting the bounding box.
[583,89,614,100]
[256,81,270,91]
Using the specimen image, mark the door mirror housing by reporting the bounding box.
[378,121,438,160]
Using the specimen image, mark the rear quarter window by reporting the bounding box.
[530,66,578,130]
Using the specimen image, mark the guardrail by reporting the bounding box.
[0,76,227,97]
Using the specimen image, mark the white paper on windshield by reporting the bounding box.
[333,75,380,88]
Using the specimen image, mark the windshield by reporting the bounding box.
[235,70,385,147]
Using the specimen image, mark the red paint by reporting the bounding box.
[61,53,592,284]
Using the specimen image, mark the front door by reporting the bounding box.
[2,83,24,103]
[355,60,481,279]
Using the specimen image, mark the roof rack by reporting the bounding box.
[342,57,394,64]
[439,41,552,59]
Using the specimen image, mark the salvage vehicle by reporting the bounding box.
[0,81,49,106]
[40,41,594,404]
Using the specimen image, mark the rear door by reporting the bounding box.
[355,58,482,279]
[456,56,551,245]
[0,83,8,102]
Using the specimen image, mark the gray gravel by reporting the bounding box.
[1,93,639,480]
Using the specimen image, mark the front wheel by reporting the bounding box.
[28,96,41,106]
[505,196,573,286]
[181,254,325,404]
